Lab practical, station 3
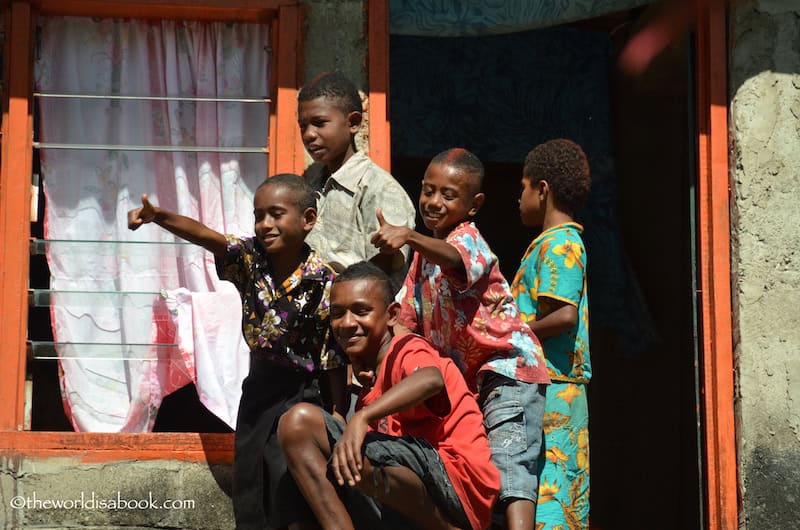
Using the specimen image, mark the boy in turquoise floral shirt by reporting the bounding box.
[511,139,592,529]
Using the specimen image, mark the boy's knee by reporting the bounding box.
[278,402,323,448]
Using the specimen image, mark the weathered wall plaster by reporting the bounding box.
[302,0,370,154]
[0,456,233,529]
[730,1,800,528]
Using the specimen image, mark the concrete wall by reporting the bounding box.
[0,456,233,529]
[730,1,800,527]
[302,0,371,154]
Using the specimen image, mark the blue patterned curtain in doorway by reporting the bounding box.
[390,0,653,36]
[390,27,659,353]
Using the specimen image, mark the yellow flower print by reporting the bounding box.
[542,411,570,434]
[538,479,560,502]
[552,240,582,269]
[561,503,582,530]
[472,316,488,334]
[555,383,583,405]
[576,428,590,470]
[546,446,570,464]
[260,309,282,341]
[485,289,508,318]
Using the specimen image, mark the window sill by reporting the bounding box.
[0,431,234,463]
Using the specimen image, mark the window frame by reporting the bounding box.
[0,0,306,461]
[694,1,737,528]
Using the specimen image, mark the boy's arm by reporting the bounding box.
[527,299,578,339]
[128,193,227,258]
[331,366,444,487]
[371,209,463,271]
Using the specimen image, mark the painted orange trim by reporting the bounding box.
[0,1,34,432]
[367,0,391,172]
[272,4,303,175]
[268,17,279,177]
[0,432,234,463]
[695,0,737,528]
[32,0,290,22]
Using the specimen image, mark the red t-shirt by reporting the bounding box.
[357,334,500,530]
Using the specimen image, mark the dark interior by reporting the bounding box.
[390,10,701,530]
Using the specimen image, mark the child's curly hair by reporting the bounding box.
[523,139,591,214]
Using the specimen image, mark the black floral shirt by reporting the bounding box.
[216,236,344,373]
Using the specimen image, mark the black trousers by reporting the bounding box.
[232,362,321,530]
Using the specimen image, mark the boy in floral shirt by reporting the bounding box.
[512,139,592,529]
[371,148,550,530]
[128,173,347,530]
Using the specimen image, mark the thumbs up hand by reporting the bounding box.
[128,193,158,230]
[370,208,411,254]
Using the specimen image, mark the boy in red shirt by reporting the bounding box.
[277,262,499,530]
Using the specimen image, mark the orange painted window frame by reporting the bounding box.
[367,0,390,172]
[0,0,305,461]
[695,0,737,528]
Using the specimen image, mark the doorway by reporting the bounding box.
[388,10,702,529]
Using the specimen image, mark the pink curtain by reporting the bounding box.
[35,16,268,432]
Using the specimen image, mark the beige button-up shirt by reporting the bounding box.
[306,152,416,290]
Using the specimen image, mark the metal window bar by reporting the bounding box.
[29,238,200,257]
[33,142,268,153]
[34,92,271,104]
[33,92,270,153]
[28,341,181,361]
[29,289,166,308]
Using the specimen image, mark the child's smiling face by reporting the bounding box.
[329,278,397,364]
[297,96,360,173]
[419,162,484,238]
[252,184,314,254]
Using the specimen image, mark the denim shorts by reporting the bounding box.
[478,371,547,504]
[322,411,471,530]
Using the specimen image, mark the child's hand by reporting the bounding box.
[127,194,157,230]
[332,410,369,487]
[370,209,411,254]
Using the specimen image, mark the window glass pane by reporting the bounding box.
[29,16,269,433]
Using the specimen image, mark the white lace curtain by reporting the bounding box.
[35,16,269,432]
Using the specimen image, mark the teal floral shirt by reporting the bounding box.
[511,223,591,383]
[216,236,344,373]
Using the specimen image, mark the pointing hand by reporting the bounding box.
[127,193,158,230]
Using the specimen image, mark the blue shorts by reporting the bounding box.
[322,411,472,530]
[478,372,547,504]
